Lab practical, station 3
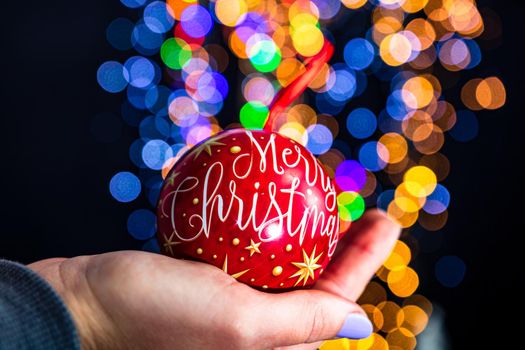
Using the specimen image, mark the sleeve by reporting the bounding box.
[0,259,81,350]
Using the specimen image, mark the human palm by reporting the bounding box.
[30,210,399,350]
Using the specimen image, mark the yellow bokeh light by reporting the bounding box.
[373,17,403,44]
[387,201,419,228]
[358,281,387,305]
[447,0,484,37]
[348,337,375,350]
[397,305,429,335]
[276,58,306,87]
[380,33,412,66]
[279,122,308,145]
[377,301,402,333]
[291,23,324,57]
[362,304,384,331]
[476,77,506,110]
[403,166,437,198]
[309,63,333,91]
[461,78,483,111]
[215,0,248,27]
[384,240,412,271]
[401,0,429,13]
[287,104,318,127]
[290,13,319,28]
[368,334,389,350]
[320,338,350,350]
[403,294,433,317]
[402,110,434,142]
[288,1,320,22]
[386,327,417,350]
[388,266,420,297]
[342,0,368,10]
[405,18,436,50]
[402,76,435,109]
[394,183,426,213]
[378,133,408,164]
[413,124,444,155]
[229,29,249,59]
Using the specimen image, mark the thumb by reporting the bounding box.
[254,289,373,348]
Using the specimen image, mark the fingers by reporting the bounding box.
[317,209,401,301]
[246,289,373,348]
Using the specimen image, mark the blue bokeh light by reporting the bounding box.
[132,22,165,55]
[125,56,156,88]
[327,68,357,102]
[435,255,466,288]
[464,39,482,69]
[97,61,129,93]
[109,171,141,202]
[106,18,134,51]
[142,238,161,253]
[306,124,333,155]
[181,4,213,38]
[142,139,173,170]
[377,189,395,211]
[120,0,147,9]
[344,38,375,71]
[127,209,157,240]
[143,1,175,34]
[346,108,377,139]
[359,141,387,171]
[424,184,451,214]
[312,0,341,20]
[386,90,412,120]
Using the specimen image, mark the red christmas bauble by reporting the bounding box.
[157,128,341,290]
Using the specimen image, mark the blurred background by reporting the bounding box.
[1,0,523,348]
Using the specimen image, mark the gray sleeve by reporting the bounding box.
[0,259,81,350]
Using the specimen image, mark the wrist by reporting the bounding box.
[29,257,119,350]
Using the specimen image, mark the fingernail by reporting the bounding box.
[336,314,373,339]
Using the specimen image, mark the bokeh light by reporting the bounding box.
[347,108,377,139]
[436,255,467,288]
[97,61,129,93]
[109,171,141,203]
[127,209,157,240]
[240,101,268,130]
[344,38,375,71]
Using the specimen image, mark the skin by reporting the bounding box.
[29,209,400,350]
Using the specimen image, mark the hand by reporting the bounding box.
[29,209,400,350]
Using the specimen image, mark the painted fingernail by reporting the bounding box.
[336,314,373,339]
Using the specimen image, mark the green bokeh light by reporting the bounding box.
[161,38,192,70]
[249,40,281,73]
[240,101,269,130]
[338,191,365,222]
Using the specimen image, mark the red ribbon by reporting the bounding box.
[264,40,335,132]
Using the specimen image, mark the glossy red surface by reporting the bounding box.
[157,128,341,290]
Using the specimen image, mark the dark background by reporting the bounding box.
[1,0,523,348]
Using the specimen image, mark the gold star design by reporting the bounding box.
[289,245,324,287]
[222,254,251,279]
[163,232,181,256]
[192,138,226,159]
[167,171,180,186]
[244,239,262,257]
